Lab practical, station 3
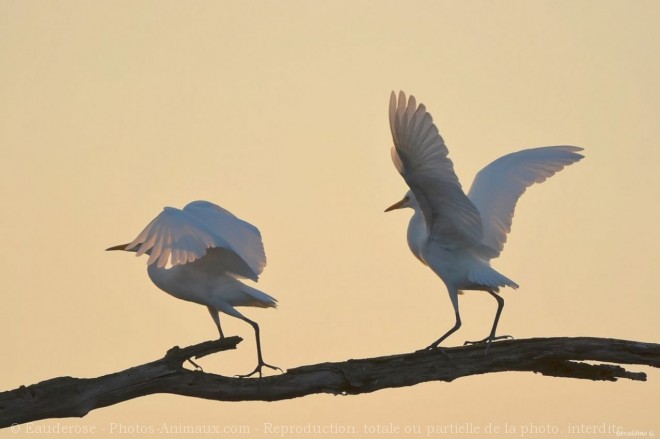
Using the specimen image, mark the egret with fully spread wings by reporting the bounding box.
[385,91,584,352]
[107,200,279,377]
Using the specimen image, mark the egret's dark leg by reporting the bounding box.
[236,316,282,378]
[184,306,225,371]
[425,310,462,350]
[464,290,513,353]
[207,306,225,339]
[422,287,463,352]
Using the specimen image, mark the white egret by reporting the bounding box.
[385,91,584,352]
[107,200,279,377]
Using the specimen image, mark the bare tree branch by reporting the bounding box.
[2,336,658,428]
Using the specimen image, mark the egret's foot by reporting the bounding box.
[187,358,204,371]
[463,335,513,346]
[236,361,282,379]
[413,344,451,359]
[421,343,442,352]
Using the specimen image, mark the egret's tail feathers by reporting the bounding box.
[468,265,519,291]
[243,285,278,308]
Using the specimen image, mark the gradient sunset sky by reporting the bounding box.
[2,1,658,437]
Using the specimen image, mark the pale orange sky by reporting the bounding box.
[1,1,659,437]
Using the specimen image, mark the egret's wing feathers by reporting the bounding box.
[468,145,584,258]
[125,201,266,281]
[126,207,216,268]
[182,247,259,280]
[183,200,266,279]
[389,91,484,247]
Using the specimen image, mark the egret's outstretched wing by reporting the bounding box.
[125,207,217,268]
[468,145,584,258]
[183,200,266,279]
[125,201,266,281]
[389,91,483,247]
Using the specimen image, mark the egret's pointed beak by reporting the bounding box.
[106,243,130,251]
[385,198,407,212]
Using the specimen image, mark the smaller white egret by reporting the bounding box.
[107,200,279,377]
[386,91,584,353]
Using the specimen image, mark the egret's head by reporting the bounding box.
[385,190,416,212]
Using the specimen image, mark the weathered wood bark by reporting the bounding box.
[1,336,658,428]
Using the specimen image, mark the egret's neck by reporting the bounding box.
[407,206,428,264]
